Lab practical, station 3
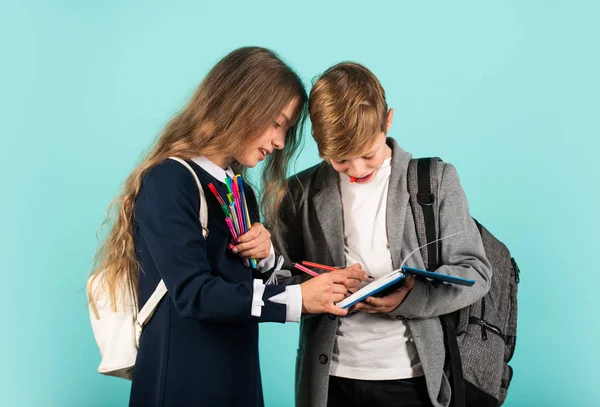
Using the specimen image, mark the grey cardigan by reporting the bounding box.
[272,138,492,407]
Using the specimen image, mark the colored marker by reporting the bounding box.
[301,261,339,272]
[293,263,320,277]
[225,218,238,241]
[208,183,231,218]
[230,202,241,235]
[225,177,233,195]
[236,176,258,268]
[231,177,245,234]
[301,261,374,280]
[236,176,250,233]
[294,263,354,295]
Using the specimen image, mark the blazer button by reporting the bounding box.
[328,313,336,320]
[319,354,328,364]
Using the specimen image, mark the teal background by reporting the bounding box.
[1,0,598,406]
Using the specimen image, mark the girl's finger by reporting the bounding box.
[237,243,271,259]
[236,226,261,243]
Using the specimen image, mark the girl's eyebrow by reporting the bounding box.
[279,112,291,122]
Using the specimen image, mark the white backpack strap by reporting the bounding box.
[137,279,167,326]
[168,156,209,238]
[135,157,209,328]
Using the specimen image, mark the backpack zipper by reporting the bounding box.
[511,257,520,283]
[471,297,504,340]
[469,316,504,341]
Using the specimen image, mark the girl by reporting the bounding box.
[88,47,362,407]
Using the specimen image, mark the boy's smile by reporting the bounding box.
[350,172,374,183]
[331,132,392,184]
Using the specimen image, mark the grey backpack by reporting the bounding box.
[407,158,519,407]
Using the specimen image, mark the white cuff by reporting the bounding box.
[268,285,302,322]
[257,242,276,272]
[250,279,265,317]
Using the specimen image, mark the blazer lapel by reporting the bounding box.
[386,138,413,270]
[311,163,345,267]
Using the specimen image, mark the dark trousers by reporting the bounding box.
[327,375,434,407]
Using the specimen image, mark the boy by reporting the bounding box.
[273,62,492,407]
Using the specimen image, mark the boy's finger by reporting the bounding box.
[363,296,388,307]
[404,275,416,288]
[358,303,384,313]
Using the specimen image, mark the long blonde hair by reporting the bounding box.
[89,47,307,313]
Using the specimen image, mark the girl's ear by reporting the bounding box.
[386,108,394,133]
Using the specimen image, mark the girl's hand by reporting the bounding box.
[232,223,272,260]
[350,274,415,314]
[331,264,368,293]
[300,272,363,316]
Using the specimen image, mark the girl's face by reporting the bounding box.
[236,97,301,168]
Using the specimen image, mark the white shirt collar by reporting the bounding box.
[191,156,236,184]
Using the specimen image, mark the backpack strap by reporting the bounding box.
[168,157,209,239]
[135,157,209,330]
[408,157,441,269]
[407,157,466,407]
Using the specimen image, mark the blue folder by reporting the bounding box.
[336,266,475,309]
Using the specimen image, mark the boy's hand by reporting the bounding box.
[232,223,271,260]
[351,275,415,314]
[332,264,368,293]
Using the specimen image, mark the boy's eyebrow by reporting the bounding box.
[364,145,379,155]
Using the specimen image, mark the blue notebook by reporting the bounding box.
[336,266,475,309]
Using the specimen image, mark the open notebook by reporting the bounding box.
[336,266,475,309]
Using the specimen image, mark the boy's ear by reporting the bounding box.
[386,109,394,133]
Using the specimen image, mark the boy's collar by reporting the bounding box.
[387,137,412,174]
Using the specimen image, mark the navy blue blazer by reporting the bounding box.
[129,159,286,407]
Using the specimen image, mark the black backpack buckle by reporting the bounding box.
[417,192,435,206]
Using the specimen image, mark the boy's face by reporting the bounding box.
[329,109,394,184]
[330,132,392,184]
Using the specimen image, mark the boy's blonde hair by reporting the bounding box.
[309,62,388,160]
